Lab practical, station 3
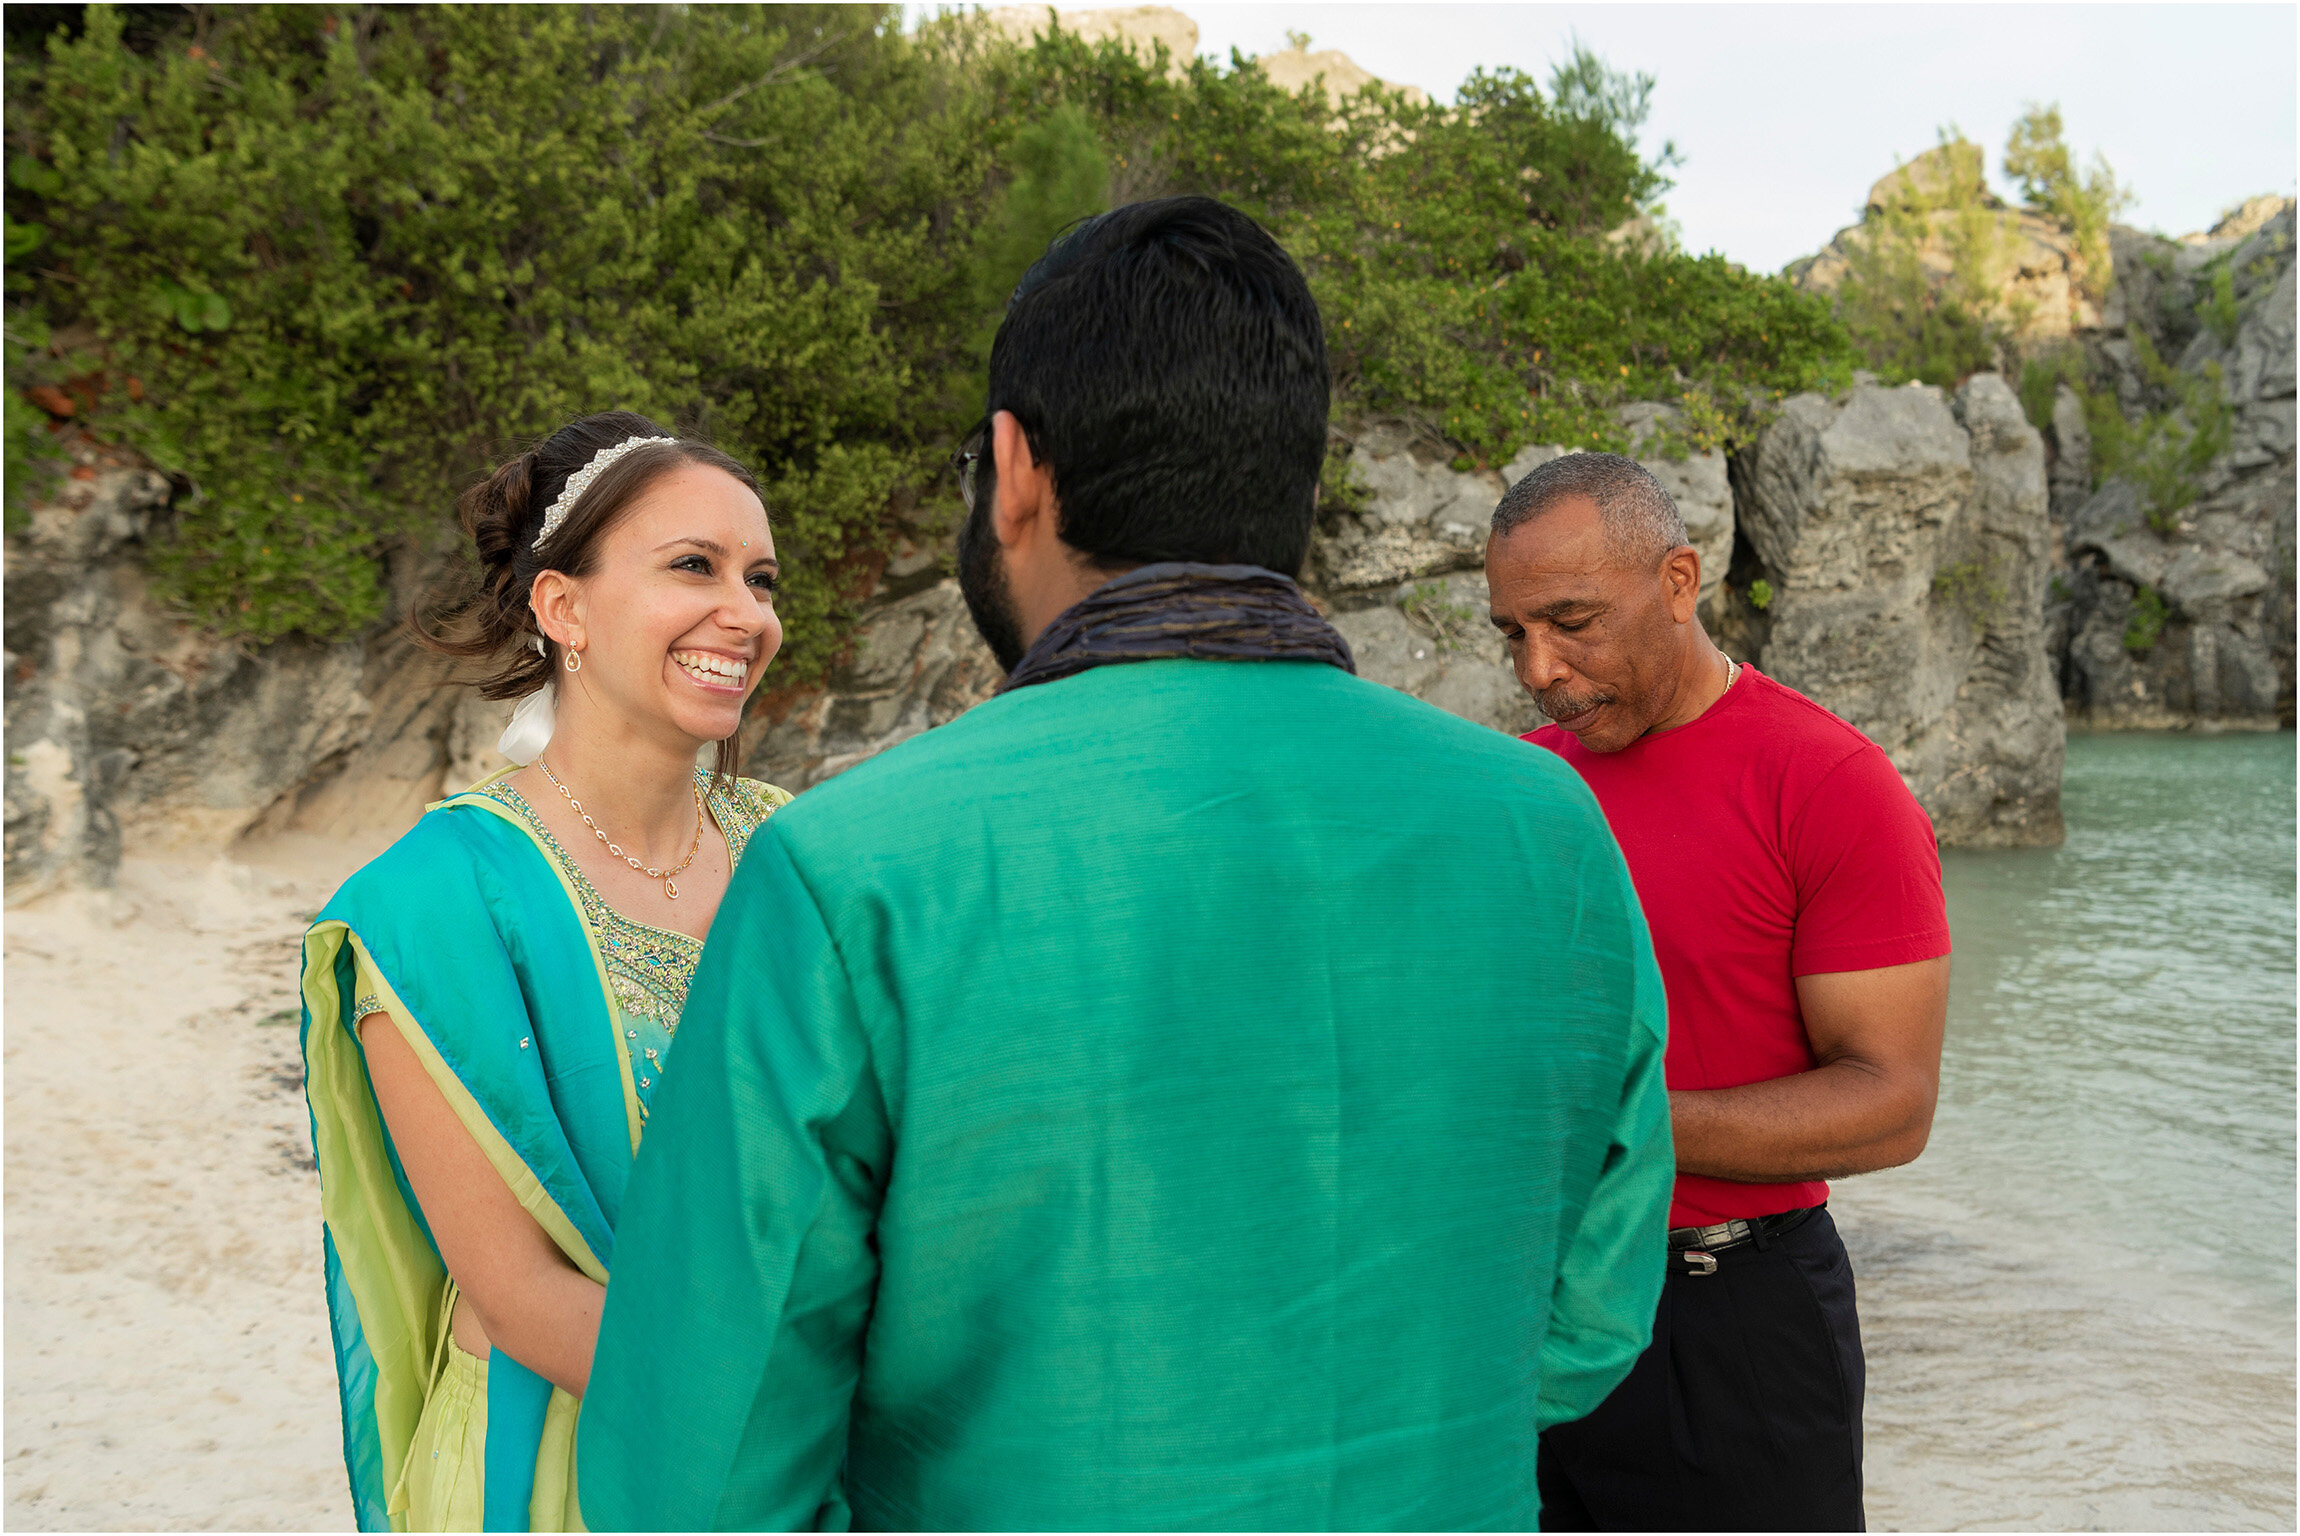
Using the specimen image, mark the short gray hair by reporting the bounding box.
[1491,451,1687,564]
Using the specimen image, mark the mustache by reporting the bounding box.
[1537,683,1614,721]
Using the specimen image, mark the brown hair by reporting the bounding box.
[416,410,764,778]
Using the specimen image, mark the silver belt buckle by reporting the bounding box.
[1680,1249,1719,1276]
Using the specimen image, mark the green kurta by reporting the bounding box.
[578,658,1673,1531]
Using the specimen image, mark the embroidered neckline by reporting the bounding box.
[473,770,781,1078]
[480,768,771,949]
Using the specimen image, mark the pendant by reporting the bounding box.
[664,878,679,900]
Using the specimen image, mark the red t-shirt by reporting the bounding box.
[1527,666,1951,1227]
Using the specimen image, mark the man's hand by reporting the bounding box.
[1668,956,1949,1184]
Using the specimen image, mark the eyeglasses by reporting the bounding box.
[952,417,989,513]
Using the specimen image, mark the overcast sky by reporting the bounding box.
[947,3,2298,273]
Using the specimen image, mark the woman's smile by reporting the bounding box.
[670,648,750,693]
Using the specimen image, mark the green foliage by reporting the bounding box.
[2203,262,2242,347]
[2123,583,2169,654]
[966,103,1109,360]
[1319,441,1371,517]
[965,26,1854,464]
[1545,38,1681,202]
[2018,343,2087,433]
[2003,103,2128,296]
[10,5,1861,671]
[1834,132,2011,387]
[1931,556,2006,634]
[1835,111,2129,385]
[1397,580,1481,653]
[10,3,992,671]
[2085,329,2233,534]
[1747,577,1774,611]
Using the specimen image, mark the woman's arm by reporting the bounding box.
[359,1011,604,1397]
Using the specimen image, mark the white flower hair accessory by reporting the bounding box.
[496,635,557,766]
[532,435,675,551]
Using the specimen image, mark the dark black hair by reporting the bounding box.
[985,196,1329,577]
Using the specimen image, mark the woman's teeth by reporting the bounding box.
[673,650,747,687]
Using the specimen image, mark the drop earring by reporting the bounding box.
[565,649,582,673]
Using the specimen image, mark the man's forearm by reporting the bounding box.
[1670,1060,1935,1184]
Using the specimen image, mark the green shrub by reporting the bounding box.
[2203,263,2242,347]
[1931,556,2006,634]
[9,5,1861,673]
[2017,343,2087,433]
[1397,580,1481,653]
[2003,103,2129,298]
[2085,329,2232,534]
[1833,132,2011,386]
[9,4,993,674]
[2122,583,2169,654]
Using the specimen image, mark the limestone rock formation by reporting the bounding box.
[2057,199,2295,727]
[1309,420,1508,592]
[1325,570,1540,738]
[3,438,458,892]
[1789,144,2102,345]
[742,575,1003,791]
[1729,377,2066,846]
[1306,405,1734,739]
[984,6,1198,75]
[1256,42,1429,108]
[1617,403,1734,619]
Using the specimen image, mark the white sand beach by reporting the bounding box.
[5,846,357,1532]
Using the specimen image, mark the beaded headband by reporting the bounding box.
[532,435,676,551]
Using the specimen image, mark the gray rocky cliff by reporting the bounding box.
[2056,200,2295,728]
[1729,376,2064,846]
[2,382,2068,891]
[1310,406,1731,742]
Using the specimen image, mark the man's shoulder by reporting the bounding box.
[1736,669,1903,790]
[770,660,1596,846]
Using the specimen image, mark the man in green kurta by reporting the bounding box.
[578,197,1674,1531]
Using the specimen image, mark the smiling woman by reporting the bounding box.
[294,412,798,1531]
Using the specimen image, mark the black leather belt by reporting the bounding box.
[1668,1205,1820,1276]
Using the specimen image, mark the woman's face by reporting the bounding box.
[544,462,782,751]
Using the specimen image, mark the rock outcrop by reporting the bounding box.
[1728,376,2066,846]
[3,435,460,893]
[5,375,2068,889]
[741,573,1004,791]
[2056,199,2295,727]
[1308,405,1734,738]
[984,6,1198,75]
[1256,42,1429,108]
[1789,143,2103,347]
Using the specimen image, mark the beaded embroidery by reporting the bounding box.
[480,768,788,1119]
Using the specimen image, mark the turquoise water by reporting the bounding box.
[1836,730,2296,1531]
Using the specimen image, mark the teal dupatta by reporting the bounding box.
[301,786,644,1532]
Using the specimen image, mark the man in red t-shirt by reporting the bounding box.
[1486,451,1951,1531]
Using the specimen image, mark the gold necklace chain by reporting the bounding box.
[536,755,705,900]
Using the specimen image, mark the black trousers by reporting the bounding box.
[1537,1205,1866,1532]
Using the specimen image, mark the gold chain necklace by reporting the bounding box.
[536,755,705,900]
